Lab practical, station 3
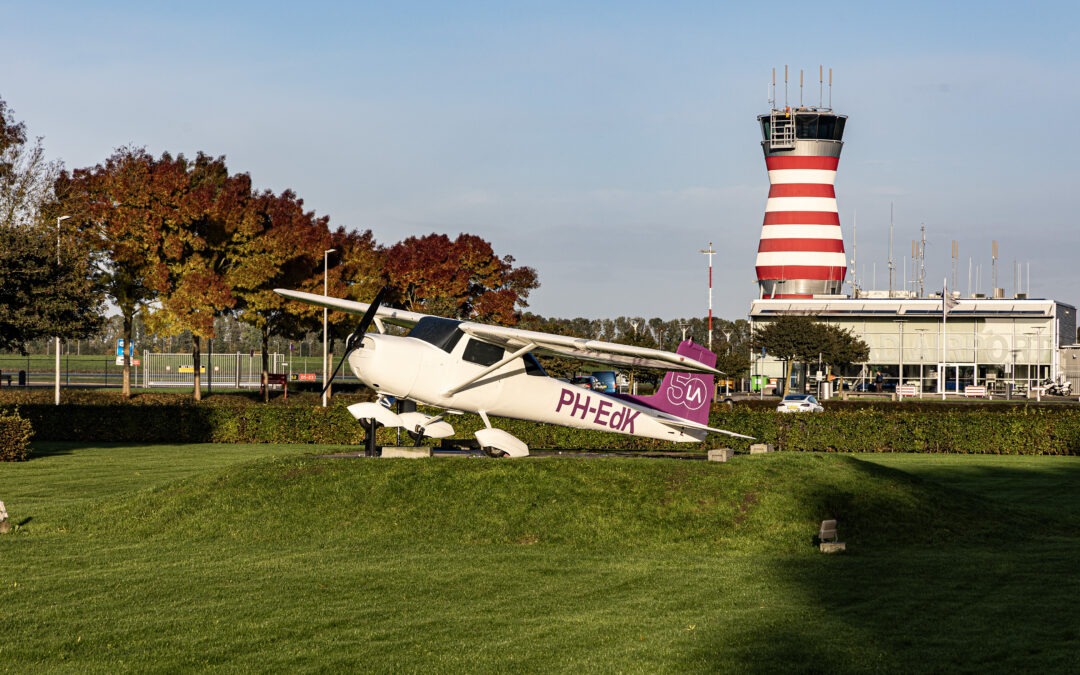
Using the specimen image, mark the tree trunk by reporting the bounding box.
[261,329,270,403]
[206,338,212,396]
[121,312,133,398]
[192,335,202,402]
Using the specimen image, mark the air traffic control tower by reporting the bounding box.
[754,67,847,299]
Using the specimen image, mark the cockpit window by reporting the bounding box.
[407,316,464,353]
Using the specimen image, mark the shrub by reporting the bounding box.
[0,408,34,461]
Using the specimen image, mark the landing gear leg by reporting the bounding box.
[362,419,379,458]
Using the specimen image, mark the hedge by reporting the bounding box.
[0,408,34,461]
[5,398,1079,455]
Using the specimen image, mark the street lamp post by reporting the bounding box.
[55,215,71,406]
[893,320,906,398]
[914,328,929,397]
[1034,326,1045,402]
[321,248,336,407]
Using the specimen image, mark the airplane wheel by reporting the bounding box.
[483,446,508,458]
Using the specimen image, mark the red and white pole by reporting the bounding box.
[700,242,715,351]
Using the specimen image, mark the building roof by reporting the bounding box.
[750,297,1073,319]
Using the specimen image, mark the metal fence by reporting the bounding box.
[0,353,351,390]
[143,353,287,388]
[0,356,137,388]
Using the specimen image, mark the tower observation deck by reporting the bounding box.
[754,99,848,298]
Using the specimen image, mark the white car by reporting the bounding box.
[776,394,824,413]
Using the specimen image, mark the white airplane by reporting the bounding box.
[276,288,752,457]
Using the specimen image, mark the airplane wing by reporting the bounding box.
[459,323,722,374]
[274,289,427,330]
[276,288,720,374]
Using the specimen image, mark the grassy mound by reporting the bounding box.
[71,453,1035,552]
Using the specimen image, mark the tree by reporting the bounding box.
[750,315,868,395]
[0,223,103,353]
[230,190,351,400]
[714,319,751,382]
[383,233,538,324]
[0,98,61,228]
[54,147,177,396]
[0,97,103,352]
[143,154,246,400]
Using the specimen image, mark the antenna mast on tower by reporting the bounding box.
[919,224,927,298]
[992,240,999,295]
[850,211,858,296]
[951,240,959,293]
[888,203,895,296]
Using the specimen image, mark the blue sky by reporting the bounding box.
[4,1,1080,320]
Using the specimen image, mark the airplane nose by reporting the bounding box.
[352,335,377,356]
[348,335,418,397]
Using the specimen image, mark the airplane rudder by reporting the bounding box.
[647,341,716,425]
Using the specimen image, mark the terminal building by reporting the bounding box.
[750,296,1076,395]
[745,69,1078,396]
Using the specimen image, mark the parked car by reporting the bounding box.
[776,394,824,413]
[570,376,599,390]
[590,370,618,393]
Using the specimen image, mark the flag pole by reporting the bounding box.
[941,278,947,400]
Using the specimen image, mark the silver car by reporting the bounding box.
[776,394,824,413]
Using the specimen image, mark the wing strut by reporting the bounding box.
[442,342,538,397]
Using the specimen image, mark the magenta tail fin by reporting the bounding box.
[619,341,715,424]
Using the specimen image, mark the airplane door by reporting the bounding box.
[440,338,505,410]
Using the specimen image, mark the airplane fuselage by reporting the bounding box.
[349,329,706,443]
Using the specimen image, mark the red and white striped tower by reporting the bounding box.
[754,68,847,298]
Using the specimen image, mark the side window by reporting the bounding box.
[524,353,547,377]
[462,339,505,367]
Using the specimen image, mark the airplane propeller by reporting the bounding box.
[321,286,389,397]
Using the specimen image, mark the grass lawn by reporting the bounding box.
[1,446,1078,673]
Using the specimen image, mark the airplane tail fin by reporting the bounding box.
[621,341,716,425]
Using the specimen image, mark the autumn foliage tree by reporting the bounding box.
[230,189,346,398]
[383,233,538,324]
[143,154,247,399]
[54,147,177,396]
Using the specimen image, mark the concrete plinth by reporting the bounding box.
[380,447,432,459]
[708,448,735,462]
[749,443,774,454]
[819,542,846,553]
